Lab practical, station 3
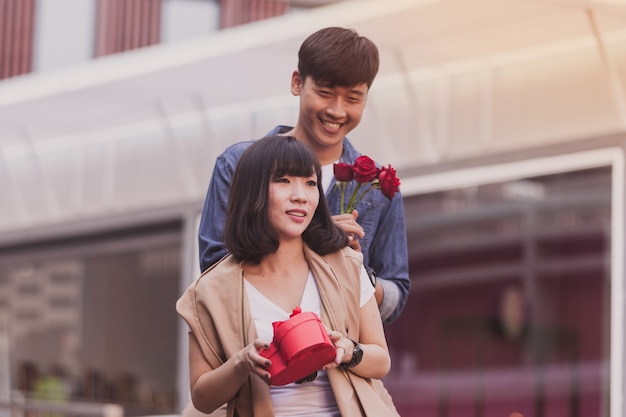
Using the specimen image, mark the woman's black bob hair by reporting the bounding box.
[224,135,348,263]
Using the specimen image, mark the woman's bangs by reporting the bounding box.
[272,145,317,179]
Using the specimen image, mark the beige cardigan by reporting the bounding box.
[176,245,399,417]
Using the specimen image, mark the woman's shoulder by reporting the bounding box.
[321,247,363,275]
[177,254,241,317]
[304,244,363,275]
[339,246,363,264]
[197,254,239,282]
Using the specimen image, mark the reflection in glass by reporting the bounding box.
[0,236,181,416]
[385,167,610,417]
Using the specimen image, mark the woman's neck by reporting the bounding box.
[257,239,306,274]
[244,240,309,312]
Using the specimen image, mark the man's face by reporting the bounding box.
[291,72,368,160]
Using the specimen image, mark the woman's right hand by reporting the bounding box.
[189,334,273,413]
[237,339,272,384]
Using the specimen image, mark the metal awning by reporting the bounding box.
[1,0,625,238]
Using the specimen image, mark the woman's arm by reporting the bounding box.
[188,333,271,413]
[328,295,391,379]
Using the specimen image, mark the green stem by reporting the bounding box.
[340,181,347,214]
[346,182,364,213]
[347,185,374,213]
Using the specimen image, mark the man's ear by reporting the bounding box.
[291,71,302,96]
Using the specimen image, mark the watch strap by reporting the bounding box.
[366,266,377,288]
[341,339,363,369]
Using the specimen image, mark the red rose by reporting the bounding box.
[334,155,401,213]
[333,162,354,182]
[352,155,379,183]
[379,165,400,199]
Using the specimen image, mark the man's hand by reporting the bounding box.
[331,210,365,252]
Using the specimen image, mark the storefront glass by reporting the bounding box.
[385,166,611,417]
[0,223,182,416]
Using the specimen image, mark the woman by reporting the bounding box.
[177,135,398,416]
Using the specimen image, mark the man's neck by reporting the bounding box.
[311,145,342,165]
[282,127,342,165]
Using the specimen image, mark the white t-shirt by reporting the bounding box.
[244,267,373,417]
[321,163,335,194]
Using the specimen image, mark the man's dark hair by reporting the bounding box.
[298,26,379,88]
[224,135,348,263]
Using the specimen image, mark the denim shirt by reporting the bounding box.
[198,126,410,323]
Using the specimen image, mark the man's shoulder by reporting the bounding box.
[341,137,393,171]
[213,140,255,171]
[217,126,290,160]
[341,137,385,169]
[220,140,255,157]
[341,137,361,162]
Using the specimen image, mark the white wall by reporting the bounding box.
[33,0,97,72]
[161,0,220,43]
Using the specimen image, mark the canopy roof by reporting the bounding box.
[1,0,625,240]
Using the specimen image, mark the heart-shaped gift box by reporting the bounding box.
[260,307,336,386]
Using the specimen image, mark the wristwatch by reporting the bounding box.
[366,266,377,288]
[341,339,363,369]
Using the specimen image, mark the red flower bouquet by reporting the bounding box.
[334,156,401,214]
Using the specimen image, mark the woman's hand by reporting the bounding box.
[326,330,355,368]
[321,296,391,379]
[237,339,272,384]
[189,334,273,413]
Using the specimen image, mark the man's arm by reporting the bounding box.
[198,155,232,272]
[367,191,411,323]
[198,143,252,272]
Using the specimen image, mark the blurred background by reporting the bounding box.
[1,0,626,416]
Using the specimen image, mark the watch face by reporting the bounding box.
[342,340,364,369]
[352,342,364,366]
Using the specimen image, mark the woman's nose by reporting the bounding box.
[291,182,307,201]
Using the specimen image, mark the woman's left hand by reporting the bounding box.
[326,330,354,367]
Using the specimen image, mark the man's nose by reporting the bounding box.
[327,97,347,118]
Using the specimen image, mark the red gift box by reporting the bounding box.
[260,307,336,386]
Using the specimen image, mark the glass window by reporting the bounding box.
[385,166,611,417]
[0,223,182,416]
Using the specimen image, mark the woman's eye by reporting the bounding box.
[307,180,317,187]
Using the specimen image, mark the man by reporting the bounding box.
[198,26,409,323]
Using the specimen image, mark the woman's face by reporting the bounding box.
[268,172,320,242]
